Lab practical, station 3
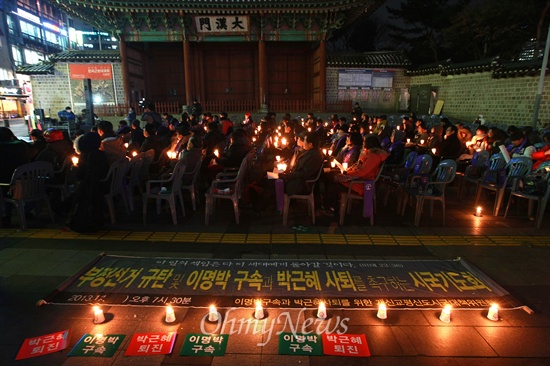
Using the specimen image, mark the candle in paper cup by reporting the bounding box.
[209,305,219,322]
[328,149,332,156]
[342,162,348,171]
[282,137,287,146]
[124,142,129,148]
[487,303,499,321]
[475,206,482,217]
[254,301,264,319]
[71,156,79,166]
[431,148,437,155]
[331,161,336,168]
[93,306,105,324]
[377,303,387,319]
[165,306,175,323]
[132,151,137,157]
[317,301,327,319]
[323,148,327,155]
[276,155,281,162]
[214,149,219,158]
[407,138,411,143]
[439,304,452,323]
[420,139,425,145]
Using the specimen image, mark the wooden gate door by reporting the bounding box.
[202,44,256,108]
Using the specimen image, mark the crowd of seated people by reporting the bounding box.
[3,107,550,230]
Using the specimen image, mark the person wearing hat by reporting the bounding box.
[37,129,74,170]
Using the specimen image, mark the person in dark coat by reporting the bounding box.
[206,129,251,183]
[66,132,109,233]
[139,123,163,161]
[0,127,31,226]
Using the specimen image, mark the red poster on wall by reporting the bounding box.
[70,64,112,80]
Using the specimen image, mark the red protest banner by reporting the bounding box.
[125,332,177,356]
[69,64,112,80]
[15,329,69,360]
[322,333,370,357]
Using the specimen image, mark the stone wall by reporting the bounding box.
[29,62,125,118]
[409,72,550,128]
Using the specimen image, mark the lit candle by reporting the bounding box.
[214,149,219,158]
[324,122,328,127]
[475,206,482,217]
[71,156,79,166]
[377,302,387,319]
[209,305,219,322]
[407,138,411,143]
[342,162,348,171]
[439,304,452,323]
[254,300,264,320]
[276,155,281,162]
[308,127,312,132]
[277,163,287,172]
[132,151,137,157]
[322,148,327,155]
[124,142,129,148]
[331,161,336,168]
[252,137,256,142]
[396,125,400,130]
[282,137,287,146]
[317,301,327,319]
[167,151,173,159]
[93,306,105,324]
[275,136,279,142]
[165,306,175,323]
[431,148,437,155]
[328,149,332,156]
[487,303,499,321]
[420,139,425,145]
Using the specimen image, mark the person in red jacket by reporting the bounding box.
[321,135,389,216]
[531,132,550,170]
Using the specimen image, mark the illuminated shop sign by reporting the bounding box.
[15,8,41,24]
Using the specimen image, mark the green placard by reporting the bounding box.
[180,334,228,356]
[68,334,125,357]
[278,333,323,355]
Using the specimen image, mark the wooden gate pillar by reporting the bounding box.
[258,40,268,113]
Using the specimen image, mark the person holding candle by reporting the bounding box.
[255,132,323,213]
[206,129,251,184]
[320,135,389,217]
[66,132,109,233]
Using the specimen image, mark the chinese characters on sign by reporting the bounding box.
[68,334,125,357]
[69,64,113,80]
[15,330,69,361]
[194,16,249,34]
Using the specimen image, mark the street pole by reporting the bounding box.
[532,24,550,128]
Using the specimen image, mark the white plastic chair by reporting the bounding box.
[338,161,386,226]
[282,164,323,225]
[504,161,550,228]
[100,158,130,224]
[125,153,145,211]
[400,159,457,226]
[143,160,187,225]
[205,153,251,225]
[3,161,55,229]
[475,156,533,216]
[181,155,204,211]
